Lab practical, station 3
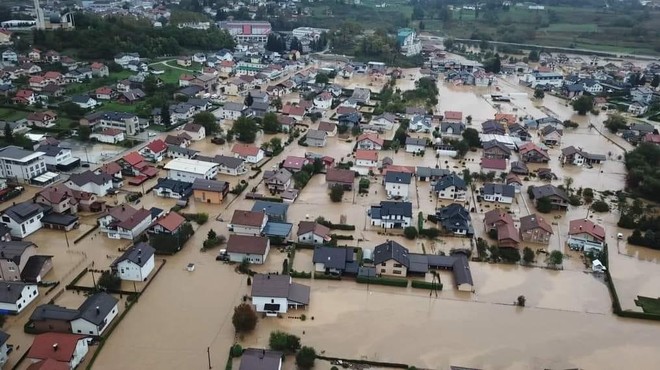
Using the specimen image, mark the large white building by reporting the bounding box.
[522,72,564,88]
[0,146,47,184]
[292,27,329,40]
[82,111,140,136]
[217,21,272,44]
[397,28,422,56]
[164,158,219,183]
[251,274,310,316]
[111,243,156,281]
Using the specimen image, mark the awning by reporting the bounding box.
[31,172,59,185]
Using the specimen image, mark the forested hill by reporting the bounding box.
[32,13,235,60]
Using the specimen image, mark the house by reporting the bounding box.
[519,142,550,163]
[482,140,512,159]
[38,144,80,171]
[90,62,109,77]
[153,178,193,199]
[338,112,361,128]
[405,137,426,153]
[27,333,89,369]
[192,178,229,204]
[628,102,649,116]
[434,173,467,201]
[368,201,413,229]
[483,208,514,232]
[409,114,432,133]
[250,274,310,315]
[440,122,465,137]
[226,235,270,264]
[0,202,45,238]
[631,86,654,104]
[505,173,523,194]
[351,88,371,104]
[150,212,186,235]
[65,171,113,197]
[282,156,308,173]
[263,168,293,193]
[384,171,412,198]
[164,158,218,183]
[239,348,283,370]
[35,184,104,214]
[90,128,125,144]
[216,102,244,120]
[164,134,191,148]
[0,281,39,313]
[229,210,268,236]
[369,113,397,131]
[27,111,57,128]
[313,92,333,109]
[481,183,515,204]
[416,167,449,182]
[111,243,156,281]
[70,95,98,109]
[531,184,569,210]
[540,125,563,146]
[495,222,520,248]
[519,214,553,244]
[356,134,385,151]
[560,146,606,166]
[181,123,206,141]
[232,144,264,164]
[97,205,153,240]
[69,293,119,336]
[355,150,378,168]
[140,139,168,163]
[1,49,17,63]
[114,52,140,67]
[95,87,114,100]
[81,111,139,136]
[373,240,409,277]
[481,158,507,176]
[13,89,36,105]
[0,241,52,282]
[252,201,288,222]
[642,133,660,145]
[95,162,123,183]
[510,161,529,175]
[436,203,473,236]
[297,222,331,245]
[482,120,506,135]
[312,246,357,275]
[325,168,355,190]
[0,146,48,184]
[118,89,146,104]
[167,145,198,160]
[305,129,327,147]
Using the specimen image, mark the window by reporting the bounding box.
[8,266,15,272]
[393,270,402,275]
[381,263,386,266]
[393,263,402,268]
[17,303,21,309]
[380,269,386,273]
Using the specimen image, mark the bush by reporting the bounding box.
[296,346,317,369]
[231,344,243,357]
[522,247,534,264]
[487,228,498,240]
[548,250,563,266]
[269,331,301,352]
[418,227,440,239]
[232,303,257,333]
[313,272,341,280]
[356,276,408,287]
[184,212,209,224]
[315,217,356,230]
[289,270,312,278]
[536,197,552,213]
[591,200,610,212]
[98,271,121,291]
[411,280,443,290]
[500,247,521,263]
[404,226,418,239]
[329,184,344,202]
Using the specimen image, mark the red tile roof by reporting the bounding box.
[231,210,266,227]
[357,133,384,146]
[495,113,517,123]
[443,111,463,121]
[284,156,307,170]
[146,139,167,154]
[28,333,87,363]
[568,219,605,241]
[27,359,70,370]
[95,86,113,95]
[155,212,185,232]
[355,150,378,161]
[480,157,507,170]
[326,168,355,184]
[101,128,123,136]
[232,144,260,157]
[122,152,144,166]
[99,161,122,175]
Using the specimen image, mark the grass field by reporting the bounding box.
[99,101,141,113]
[0,108,30,121]
[542,23,598,33]
[635,296,660,314]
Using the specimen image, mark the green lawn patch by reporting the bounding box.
[542,23,597,33]
[635,296,660,314]
[98,101,140,113]
[0,108,29,121]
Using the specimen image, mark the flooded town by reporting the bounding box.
[0,2,659,370]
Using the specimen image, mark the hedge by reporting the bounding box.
[411,280,443,290]
[317,220,356,231]
[314,273,341,280]
[331,234,354,240]
[289,270,312,279]
[356,276,408,287]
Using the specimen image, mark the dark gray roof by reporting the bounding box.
[482,183,515,198]
[482,140,512,154]
[196,154,245,169]
[312,246,354,270]
[251,274,310,305]
[167,145,199,156]
[384,171,412,185]
[30,304,79,322]
[510,161,529,174]
[306,129,327,141]
[155,178,193,196]
[0,145,40,160]
[112,242,155,268]
[531,184,568,202]
[192,178,228,193]
[0,241,34,265]
[252,201,288,218]
[407,253,430,273]
[71,95,93,104]
[239,348,283,370]
[38,144,66,157]
[373,240,409,267]
[437,203,471,230]
[21,255,53,282]
[405,137,426,146]
[1,202,44,223]
[0,281,33,303]
[223,102,245,112]
[371,201,412,219]
[68,170,112,187]
[416,167,449,178]
[434,173,466,191]
[440,122,465,133]
[77,292,118,325]
[41,213,79,227]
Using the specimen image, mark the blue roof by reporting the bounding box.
[262,221,293,237]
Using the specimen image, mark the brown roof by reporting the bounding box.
[226,235,269,255]
[480,157,507,170]
[183,122,203,133]
[296,221,331,238]
[483,209,513,227]
[232,144,260,157]
[283,156,307,170]
[519,214,553,234]
[116,208,151,230]
[357,133,384,146]
[497,222,520,244]
[27,359,70,370]
[355,150,378,161]
[98,162,122,175]
[106,204,139,222]
[231,210,266,227]
[325,168,355,184]
[568,219,605,241]
[28,333,87,363]
[317,121,336,132]
[444,111,463,121]
[155,212,185,232]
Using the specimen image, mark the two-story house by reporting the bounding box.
[384,171,412,198]
[368,201,412,229]
[0,202,45,238]
[437,203,473,236]
[531,184,569,211]
[373,240,409,277]
[38,144,80,172]
[229,210,268,236]
[355,150,378,168]
[519,214,553,244]
[434,173,467,201]
[231,144,264,164]
[263,168,293,193]
[226,235,270,264]
[482,140,512,159]
[0,146,47,184]
[111,243,156,281]
[97,205,153,240]
[560,146,606,166]
[65,171,113,197]
[164,158,218,183]
[481,183,515,204]
[519,142,550,163]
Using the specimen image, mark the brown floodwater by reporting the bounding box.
[6,59,660,370]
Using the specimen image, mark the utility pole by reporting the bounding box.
[207,347,212,369]
[64,230,70,248]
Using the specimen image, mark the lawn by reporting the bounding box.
[152,65,186,85]
[635,296,660,314]
[0,107,30,121]
[542,23,598,33]
[98,101,141,114]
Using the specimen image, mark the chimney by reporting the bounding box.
[138,248,142,255]
[6,285,10,291]
[267,275,270,279]
[138,256,141,264]
[53,343,58,351]
[96,306,100,314]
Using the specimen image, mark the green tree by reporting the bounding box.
[500,247,521,263]
[262,112,280,134]
[625,143,660,202]
[271,97,283,111]
[315,73,329,85]
[98,271,121,291]
[3,124,12,143]
[534,88,545,99]
[79,126,91,141]
[207,229,217,240]
[269,331,301,352]
[161,104,171,126]
[536,197,552,213]
[329,184,344,202]
[604,114,628,133]
[404,226,418,239]
[244,92,254,107]
[517,295,526,307]
[233,116,259,143]
[571,95,594,115]
[522,247,535,264]
[462,128,481,147]
[412,5,425,20]
[232,303,258,333]
[528,50,540,62]
[143,74,158,95]
[591,200,610,212]
[548,250,563,266]
[193,112,219,135]
[296,346,317,370]
[651,74,660,88]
